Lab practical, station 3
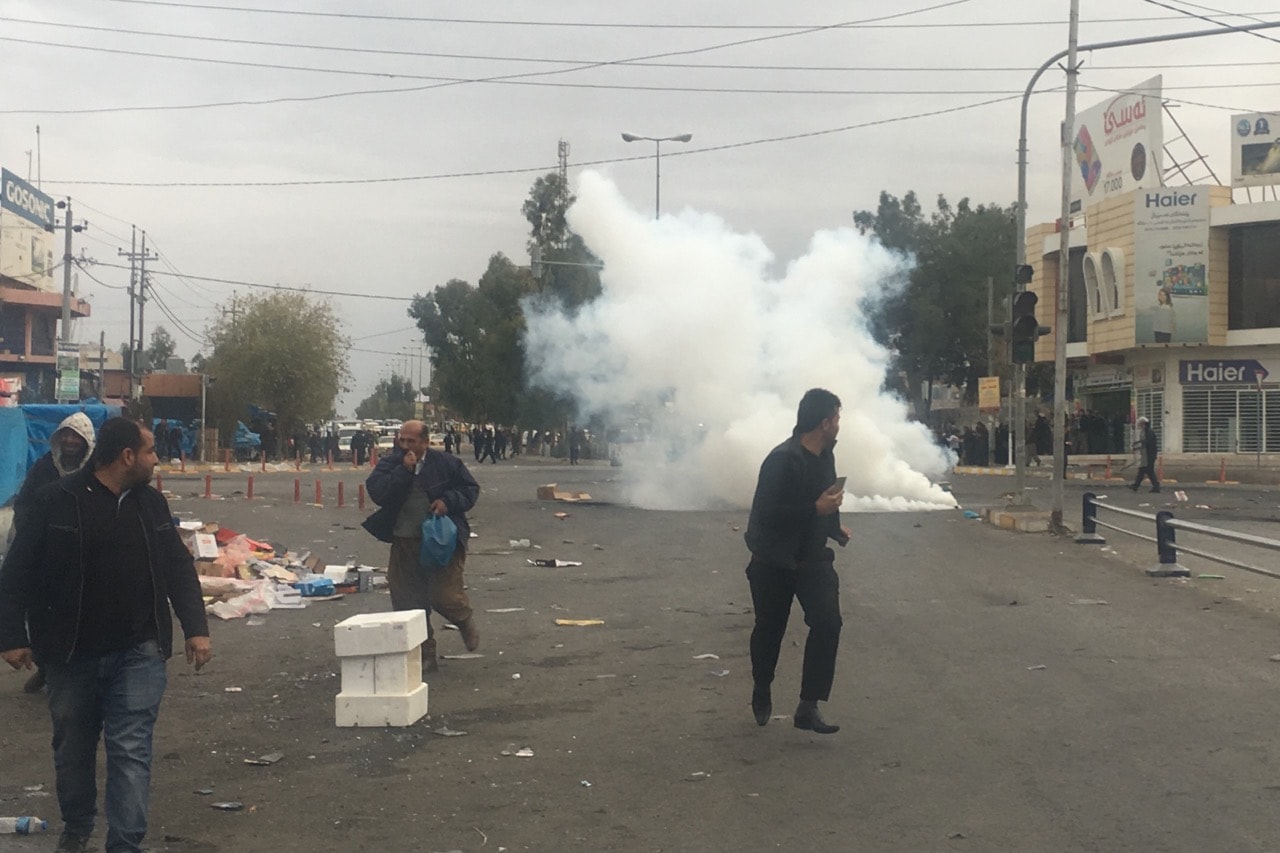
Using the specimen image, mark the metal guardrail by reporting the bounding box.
[1076,491,1280,580]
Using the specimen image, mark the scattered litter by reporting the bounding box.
[528,559,583,567]
[487,607,525,613]
[592,544,604,551]
[21,784,43,793]
[1197,573,1226,580]
[555,619,605,627]
[210,802,244,811]
[224,687,243,693]
[443,623,458,631]
[441,652,484,660]
[508,539,532,550]
[1069,598,1108,606]
[1194,504,1211,510]
[245,617,265,627]
[512,673,521,680]
[1270,654,1280,663]
[686,771,710,782]
[1026,664,1047,671]
[1175,491,1188,502]
[962,510,980,519]
[499,748,535,758]
[709,669,730,677]
[243,752,284,766]
[594,674,616,679]
[194,788,214,796]
[692,653,720,660]
[433,726,468,737]
[553,512,570,520]
[580,780,592,787]
[537,484,593,502]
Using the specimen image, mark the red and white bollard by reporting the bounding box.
[204,474,212,499]
[337,482,346,508]
[315,480,323,506]
[260,451,267,473]
[294,478,301,505]
[358,484,366,510]
[223,450,231,473]
[247,476,255,501]
[156,473,164,492]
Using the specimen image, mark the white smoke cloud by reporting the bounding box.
[523,170,956,512]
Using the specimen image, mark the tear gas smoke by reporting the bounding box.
[523,171,956,512]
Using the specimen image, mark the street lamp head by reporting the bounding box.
[621,133,641,142]
[672,133,693,143]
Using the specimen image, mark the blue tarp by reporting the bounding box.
[234,421,261,452]
[0,404,121,506]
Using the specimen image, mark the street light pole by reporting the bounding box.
[621,132,693,218]
[1014,16,1280,528]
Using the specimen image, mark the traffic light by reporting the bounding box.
[1011,290,1043,364]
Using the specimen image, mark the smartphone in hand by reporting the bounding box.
[827,476,847,494]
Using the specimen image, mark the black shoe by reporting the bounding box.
[55,833,91,853]
[793,702,840,734]
[751,688,771,727]
[1150,488,1161,493]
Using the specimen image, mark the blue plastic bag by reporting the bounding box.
[419,514,458,569]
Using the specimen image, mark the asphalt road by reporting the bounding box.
[3,459,1280,851]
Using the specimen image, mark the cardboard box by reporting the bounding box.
[536,483,593,502]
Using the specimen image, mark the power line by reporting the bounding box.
[352,325,421,341]
[43,92,1029,187]
[1141,0,1280,45]
[88,261,417,300]
[87,0,1280,28]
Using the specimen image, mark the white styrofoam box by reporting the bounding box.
[338,652,422,696]
[340,656,376,695]
[333,610,428,657]
[323,565,350,581]
[374,651,422,695]
[335,683,428,727]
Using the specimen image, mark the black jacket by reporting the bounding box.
[744,436,842,568]
[10,453,59,533]
[0,467,209,664]
[362,447,480,544]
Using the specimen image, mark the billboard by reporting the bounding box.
[1133,188,1209,345]
[0,168,57,292]
[1071,76,1164,209]
[1231,112,1280,187]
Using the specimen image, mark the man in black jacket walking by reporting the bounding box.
[744,389,850,734]
[363,420,480,673]
[0,418,211,853]
[1129,416,1161,493]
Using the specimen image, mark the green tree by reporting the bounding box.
[203,292,349,438]
[147,325,177,370]
[853,191,1016,418]
[410,253,533,423]
[523,171,602,311]
[355,374,416,421]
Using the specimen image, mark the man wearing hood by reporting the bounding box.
[9,413,96,694]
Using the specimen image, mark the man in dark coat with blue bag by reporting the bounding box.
[363,420,480,673]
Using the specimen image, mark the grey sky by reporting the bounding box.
[1,0,1277,413]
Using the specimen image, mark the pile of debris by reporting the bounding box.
[178,519,386,621]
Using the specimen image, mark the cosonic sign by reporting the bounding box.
[1,168,55,230]
[1179,359,1270,385]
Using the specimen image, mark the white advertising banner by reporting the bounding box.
[1230,112,1280,187]
[0,168,57,293]
[1133,188,1209,346]
[1071,76,1164,210]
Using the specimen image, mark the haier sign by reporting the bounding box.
[1180,359,1270,385]
[1,169,55,230]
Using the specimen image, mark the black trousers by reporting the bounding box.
[746,555,842,702]
[1133,462,1160,490]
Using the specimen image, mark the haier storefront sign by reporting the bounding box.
[1,169,55,230]
[1180,359,1270,385]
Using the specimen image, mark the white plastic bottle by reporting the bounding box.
[0,816,49,834]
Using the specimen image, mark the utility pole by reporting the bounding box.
[1050,0,1081,531]
[137,231,149,373]
[119,227,154,383]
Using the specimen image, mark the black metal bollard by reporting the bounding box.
[1075,492,1106,544]
[1147,510,1190,577]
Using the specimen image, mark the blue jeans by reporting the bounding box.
[45,640,167,853]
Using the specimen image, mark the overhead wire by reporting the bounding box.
[44,91,1032,187]
[88,261,417,301]
[1140,0,1280,45]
